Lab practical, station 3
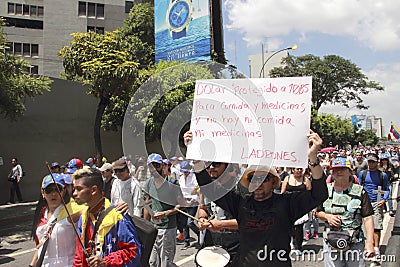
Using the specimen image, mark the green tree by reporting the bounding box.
[0,19,52,119]
[354,129,379,146]
[311,108,378,147]
[270,54,384,111]
[58,3,154,160]
[311,111,355,147]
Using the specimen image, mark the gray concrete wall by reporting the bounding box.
[0,78,123,203]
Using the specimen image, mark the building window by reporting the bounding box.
[30,5,37,16]
[37,6,44,16]
[87,26,104,34]
[5,42,13,54]
[8,3,15,14]
[23,4,29,15]
[31,44,39,57]
[78,1,86,16]
[14,42,22,56]
[125,1,134,13]
[23,43,30,56]
[16,4,23,15]
[97,4,104,18]
[88,2,96,17]
[30,65,39,75]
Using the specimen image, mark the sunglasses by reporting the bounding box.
[205,162,223,168]
[150,162,162,169]
[44,185,63,194]
[114,167,127,173]
[248,174,273,184]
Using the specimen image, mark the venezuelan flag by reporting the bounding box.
[390,122,400,139]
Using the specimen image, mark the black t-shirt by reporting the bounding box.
[197,170,328,267]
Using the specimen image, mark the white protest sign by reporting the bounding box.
[186,77,312,168]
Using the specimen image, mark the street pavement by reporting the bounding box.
[0,194,397,267]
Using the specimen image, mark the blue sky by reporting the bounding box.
[221,0,400,134]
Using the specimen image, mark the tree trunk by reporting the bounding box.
[94,95,109,163]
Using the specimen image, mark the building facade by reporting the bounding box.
[0,0,144,78]
[248,50,289,78]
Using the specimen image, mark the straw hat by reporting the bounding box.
[240,165,280,192]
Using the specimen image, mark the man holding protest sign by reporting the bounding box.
[184,130,328,266]
[181,76,326,265]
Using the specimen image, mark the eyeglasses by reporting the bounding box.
[248,174,273,184]
[150,162,162,169]
[44,185,63,194]
[205,162,223,168]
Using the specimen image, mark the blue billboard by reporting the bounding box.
[154,0,212,63]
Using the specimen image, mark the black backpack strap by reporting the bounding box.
[361,170,367,186]
[35,218,57,267]
[91,206,114,243]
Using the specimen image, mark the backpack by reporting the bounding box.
[360,170,384,187]
[129,215,157,267]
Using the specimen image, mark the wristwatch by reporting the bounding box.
[166,0,193,40]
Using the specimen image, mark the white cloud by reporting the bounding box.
[224,0,400,51]
[319,63,400,133]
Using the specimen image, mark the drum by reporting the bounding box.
[195,246,230,267]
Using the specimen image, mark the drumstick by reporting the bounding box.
[206,212,216,223]
[175,208,202,223]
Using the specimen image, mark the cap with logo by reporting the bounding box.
[51,162,60,168]
[330,157,352,169]
[147,153,163,164]
[180,161,192,173]
[66,158,83,174]
[41,173,65,189]
[61,174,72,185]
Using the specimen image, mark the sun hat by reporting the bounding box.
[240,165,279,192]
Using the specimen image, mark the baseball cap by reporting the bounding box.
[170,156,178,161]
[51,162,60,168]
[332,151,339,155]
[147,153,163,164]
[66,158,83,174]
[112,159,127,170]
[61,174,72,185]
[41,173,65,189]
[163,159,171,165]
[180,161,192,173]
[381,153,390,160]
[367,154,379,162]
[330,157,352,169]
[99,162,113,172]
[86,157,95,164]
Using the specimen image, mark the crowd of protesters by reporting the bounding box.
[4,139,397,266]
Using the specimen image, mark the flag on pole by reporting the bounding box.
[389,122,400,140]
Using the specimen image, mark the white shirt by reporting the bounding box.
[178,172,199,203]
[110,176,142,217]
[36,206,76,267]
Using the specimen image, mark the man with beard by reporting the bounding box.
[184,130,328,267]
